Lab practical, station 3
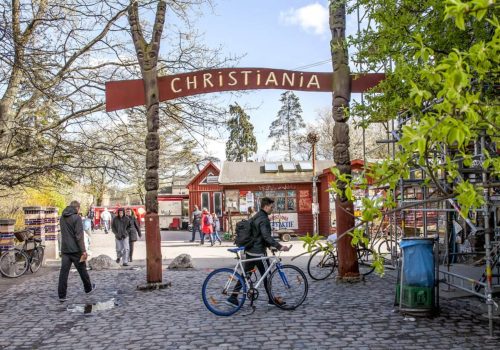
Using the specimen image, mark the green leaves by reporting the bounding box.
[349,228,370,248]
[455,181,485,216]
[444,0,495,29]
[299,233,329,253]
[340,0,497,252]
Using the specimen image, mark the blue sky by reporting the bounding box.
[174,1,361,161]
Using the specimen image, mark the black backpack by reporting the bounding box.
[234,218,255,249]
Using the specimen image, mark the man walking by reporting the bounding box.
[112,208,130,266]
[100,208,111,234]
[228,197,289,307]
[189,205,202,242]
[58,200,95,302]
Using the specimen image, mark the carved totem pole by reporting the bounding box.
[128,0,166,284]
[330,1,359,279]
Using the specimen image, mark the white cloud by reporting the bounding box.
[279,3,329,35]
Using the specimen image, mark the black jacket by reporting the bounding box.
[246,209,282,255]
[127,216,141,241]
[112,213,130,240]
[60,206,86,254]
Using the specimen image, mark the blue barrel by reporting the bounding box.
[398,237,436,313]
[400,238,435,287]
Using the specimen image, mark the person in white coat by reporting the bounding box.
[100,208,112,234]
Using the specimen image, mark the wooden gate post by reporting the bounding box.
[128,0,166,285]
[330,0,359,279]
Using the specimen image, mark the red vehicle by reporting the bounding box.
[92,205,146,229]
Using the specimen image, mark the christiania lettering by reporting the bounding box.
[170,70,321,94]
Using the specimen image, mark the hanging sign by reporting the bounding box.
[105,68,385,112]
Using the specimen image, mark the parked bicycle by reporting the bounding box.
[371,223,401,267]
[202,246,308,316]
[0,229,44,278]
[307,244,376,281]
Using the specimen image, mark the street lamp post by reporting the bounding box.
[307,132,320,235]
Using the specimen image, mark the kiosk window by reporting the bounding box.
[254,190,296,213]
[201,192,210,212]
[213,192,222,216]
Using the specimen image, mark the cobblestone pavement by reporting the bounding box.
[0,261,499,350]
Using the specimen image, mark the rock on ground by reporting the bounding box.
[168,254,194,269]
[88,255,120,270]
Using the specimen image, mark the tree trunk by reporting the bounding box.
[128,0,166,284]
[329,0,359,279]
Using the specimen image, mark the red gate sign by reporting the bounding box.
[105,68,384,112]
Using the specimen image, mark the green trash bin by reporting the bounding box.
[397,237,436,315]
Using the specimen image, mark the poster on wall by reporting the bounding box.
[239,190,254,213]
[225,190,239,211]
[159,201,182,216]
[269,213,298,230]
[246,191,255,211]
[298,190,312,212]
[239,192,247,213]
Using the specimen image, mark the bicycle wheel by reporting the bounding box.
[29,246,44,273]
[202,268,246,316]
[307,249,336,281]
[357,248,375,276]
[0,249,29,278]
[377,238,400,264]
[268,264,308,310]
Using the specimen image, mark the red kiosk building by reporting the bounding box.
[186,162,224,217]
[186,159,367,236]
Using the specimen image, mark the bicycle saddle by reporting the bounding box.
[227,247,245,253]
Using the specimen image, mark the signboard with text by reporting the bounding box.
[270,213,298,230]
[106,68,385,112]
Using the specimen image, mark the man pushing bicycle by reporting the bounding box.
[227,197,290,307]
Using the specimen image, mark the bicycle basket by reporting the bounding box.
[14,230,34,242]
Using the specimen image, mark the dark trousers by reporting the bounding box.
[191,225,202,241]
[233,253,272,302]
[58,253,92,299]
[129,240,136,261]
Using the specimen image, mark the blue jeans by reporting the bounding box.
[115,237,129,264]
[211,231,222,243]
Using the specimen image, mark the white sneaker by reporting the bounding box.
[86,284,97,294]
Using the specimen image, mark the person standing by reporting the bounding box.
[211,213,222,245]
[189,205,202,242]
[112,208,130,266]
[201,208,213,246]
[81,214,92,255]
[100,208,111,234]
[125,208,142,263]
[87,205,95,232]
[227,197,290,307]
[58,200,95,302]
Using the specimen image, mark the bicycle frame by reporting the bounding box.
[224,252,288,294]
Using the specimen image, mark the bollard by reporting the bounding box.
[44,207,60,260]
[0,219,15,252]
[23,206,45,252]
